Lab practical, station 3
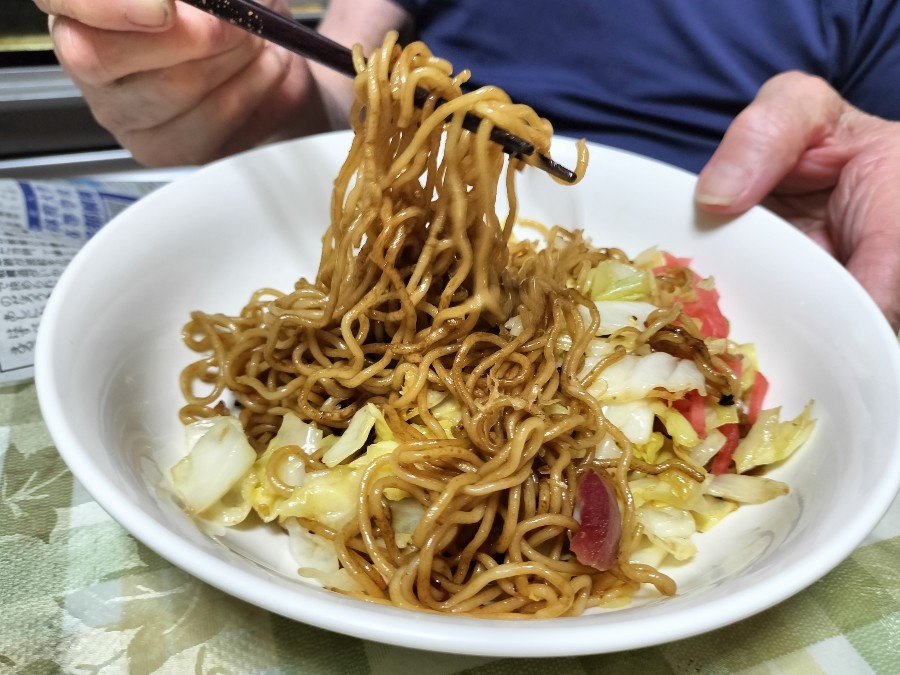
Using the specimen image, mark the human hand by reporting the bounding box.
[695,71,900,331]
[35,0,327,165]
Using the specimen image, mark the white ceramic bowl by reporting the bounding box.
[35,131,900,657]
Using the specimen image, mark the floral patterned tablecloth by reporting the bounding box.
[2,380,900,675]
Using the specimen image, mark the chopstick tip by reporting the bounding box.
[535,154,578,183]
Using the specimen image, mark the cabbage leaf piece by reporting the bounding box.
[637,504,697,561]
[706,473,789,504]
[589,352,707,402]
[284,518,361,591]
[171,416,256,516]
[732,401,816,473]
[321,403,385,467]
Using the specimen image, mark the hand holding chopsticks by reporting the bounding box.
[177,0,578,183]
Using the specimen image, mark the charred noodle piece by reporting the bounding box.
[648,324,738,399]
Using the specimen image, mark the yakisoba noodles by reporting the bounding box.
[174,33,815,617]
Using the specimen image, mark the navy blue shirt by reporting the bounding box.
[390,0,900,172]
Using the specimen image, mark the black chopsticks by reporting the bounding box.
[177,0,578,183]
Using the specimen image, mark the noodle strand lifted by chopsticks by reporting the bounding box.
[178,32,701,618]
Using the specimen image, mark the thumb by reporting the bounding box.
[35,0,175,30]
[695,72,845,213]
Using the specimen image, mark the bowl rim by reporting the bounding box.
[34,131,900,657]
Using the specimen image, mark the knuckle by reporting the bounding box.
[764,71,832,99]
[746,72,845,145]
[758,71,841,117]
[188,11,251,53]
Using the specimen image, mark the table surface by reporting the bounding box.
[2,380,899,674]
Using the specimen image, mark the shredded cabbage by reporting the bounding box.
[706,473,789,504]
[584,259,654,301]
[171,416,256,516]
[284,518,361,591]
[253,443,401,529]
[690,494,738,532]
[676,427,726,467]
[390,498,426,548]
[321,403,385,467]
[589,353,707,402]
[733,402,816,473]
[652,402,701,448]
[602,400,655,444]
[630,470,707,512]
[637,504,697,561]
[271,411,323,457]
[594,301,657,334]
[172,250,819,596]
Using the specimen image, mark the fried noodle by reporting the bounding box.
[178,33,741,617]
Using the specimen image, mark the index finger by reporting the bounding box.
[33,0,175,30]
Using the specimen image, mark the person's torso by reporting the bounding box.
[392,0,900,172]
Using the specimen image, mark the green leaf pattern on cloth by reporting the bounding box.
[1,380,900,674]
[1,442,73,542]
[62,563,244,674]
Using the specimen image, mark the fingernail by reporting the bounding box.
[125,0,170,28]
[695,161,749,207]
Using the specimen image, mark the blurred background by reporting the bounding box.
[0,0,328,177]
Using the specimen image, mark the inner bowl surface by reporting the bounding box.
[35,131,900,657]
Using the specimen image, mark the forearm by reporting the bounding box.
[309,0,412,130]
